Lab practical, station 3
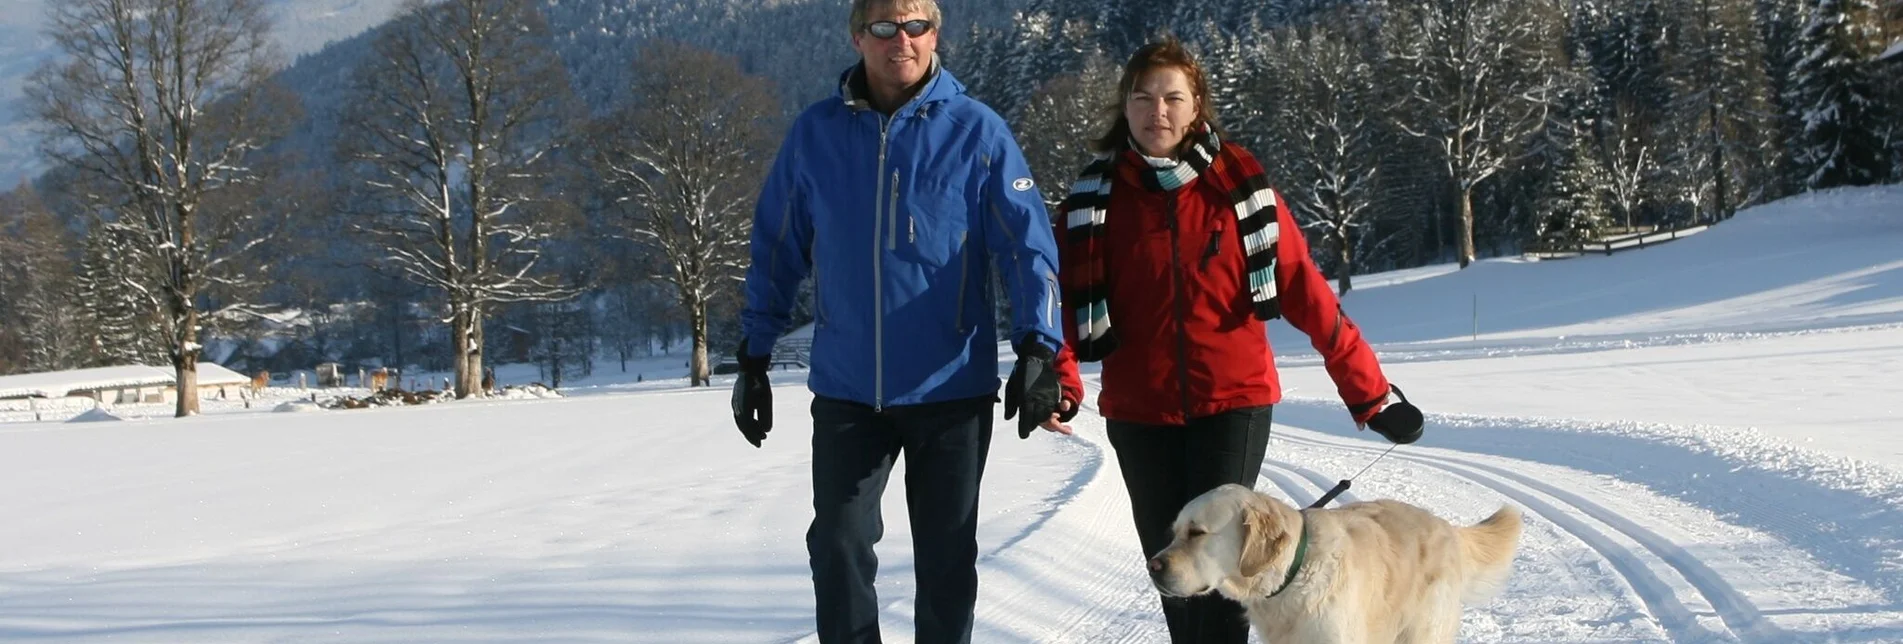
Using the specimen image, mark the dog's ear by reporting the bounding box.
[1238,498,1291,580]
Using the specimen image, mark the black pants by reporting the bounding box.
[1107,406,1273,644]
[807,395,995,644]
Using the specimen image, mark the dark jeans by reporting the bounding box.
[1107,406,1273,644]
[807,395,995,644]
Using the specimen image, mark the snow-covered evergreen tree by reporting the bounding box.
[73,225,168,367]
[1539,132,1615,244]
[1016,53,1120,208]
[1787,0,1892,188]
[0,187,87,373]
[1662,0,1779,221]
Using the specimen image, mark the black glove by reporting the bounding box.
[730,341,772,447]
[1365,384,1424,445]
[1003,339,1061,439]
[1057,397,1081,423]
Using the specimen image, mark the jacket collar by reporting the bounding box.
[839,55,960,118]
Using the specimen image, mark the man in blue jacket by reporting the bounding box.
[729,0,1068,642]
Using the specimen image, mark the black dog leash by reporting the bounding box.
[1307,385,1420,509]
[1309,444,1398,509]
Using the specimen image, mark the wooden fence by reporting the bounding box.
[1524,223,1711,259]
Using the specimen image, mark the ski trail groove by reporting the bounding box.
[1266,457,1364,507]
[979,380,1166,644]
[1279,430,1787,643]
[1259,461,1322,508]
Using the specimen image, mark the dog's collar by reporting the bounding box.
[1265,511,1310,599]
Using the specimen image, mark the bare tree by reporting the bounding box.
[585,41,780,386]
[1264,22,1385,293]
[1384,0,1561,268]
[26,0,294,416]
[340,0,581,398]
[1602,117,1657,230]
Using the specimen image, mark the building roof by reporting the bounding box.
[0,364,251,399]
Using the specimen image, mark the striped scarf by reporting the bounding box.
[1057,127,1283,362]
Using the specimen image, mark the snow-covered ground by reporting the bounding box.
[2,186,1901,642]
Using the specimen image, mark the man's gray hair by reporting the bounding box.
[848,0,943,36]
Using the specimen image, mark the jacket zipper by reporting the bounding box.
[873,114,893,410]
[1166,192,1192,421]
[954,230,968,332]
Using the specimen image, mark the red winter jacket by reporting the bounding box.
[1054,144,1389,426]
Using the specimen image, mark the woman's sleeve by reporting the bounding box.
[1271,193,1391,423]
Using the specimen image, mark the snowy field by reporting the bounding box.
[2,186,1901,642]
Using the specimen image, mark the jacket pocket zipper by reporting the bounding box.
[1202,226,1223,271]
[887,171,900,250]
[954,230,968,331]
[813,264,825,327]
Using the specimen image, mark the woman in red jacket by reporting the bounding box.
[1040,39,1416,643]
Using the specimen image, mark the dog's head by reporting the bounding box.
[1148,483,1301,598]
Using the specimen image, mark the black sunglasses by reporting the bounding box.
[864,19,934,39]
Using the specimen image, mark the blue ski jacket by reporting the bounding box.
[741,61,1063,409]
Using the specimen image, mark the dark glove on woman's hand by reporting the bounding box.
[1003,340,1061,439]
[730,341,772,447]
[1364,384,1423,445]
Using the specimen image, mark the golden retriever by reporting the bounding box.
[1148,483,1522,643]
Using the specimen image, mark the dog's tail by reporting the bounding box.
[1457,505,1523,605]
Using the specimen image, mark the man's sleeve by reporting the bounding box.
[740,126,813,357]
[979,128,1064,352]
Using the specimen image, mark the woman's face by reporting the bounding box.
[1124,66,1198,159]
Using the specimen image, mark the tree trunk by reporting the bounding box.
[460,308,486,398]
[689,300,710,387]
[1457,187,1477,269]
[1337,233,1355,294]
[174,348,200,417]
[1710,107,1730,221]
[451,306,474,398]
[550,333,564,389]
[173,301,201,417]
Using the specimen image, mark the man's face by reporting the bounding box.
[851,5,937,91]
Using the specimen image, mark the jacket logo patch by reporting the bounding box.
[1012,177,1035,192]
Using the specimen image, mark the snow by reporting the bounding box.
[63,407,125,423]
[271,400,324,413]
[0,363,250,399]
[1884,40,1903,62]
[2,186,1903,641]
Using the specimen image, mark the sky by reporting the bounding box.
[1,185,1900,642]
[0,0,407,188]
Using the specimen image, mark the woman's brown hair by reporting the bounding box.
[1090,37,1224,155]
